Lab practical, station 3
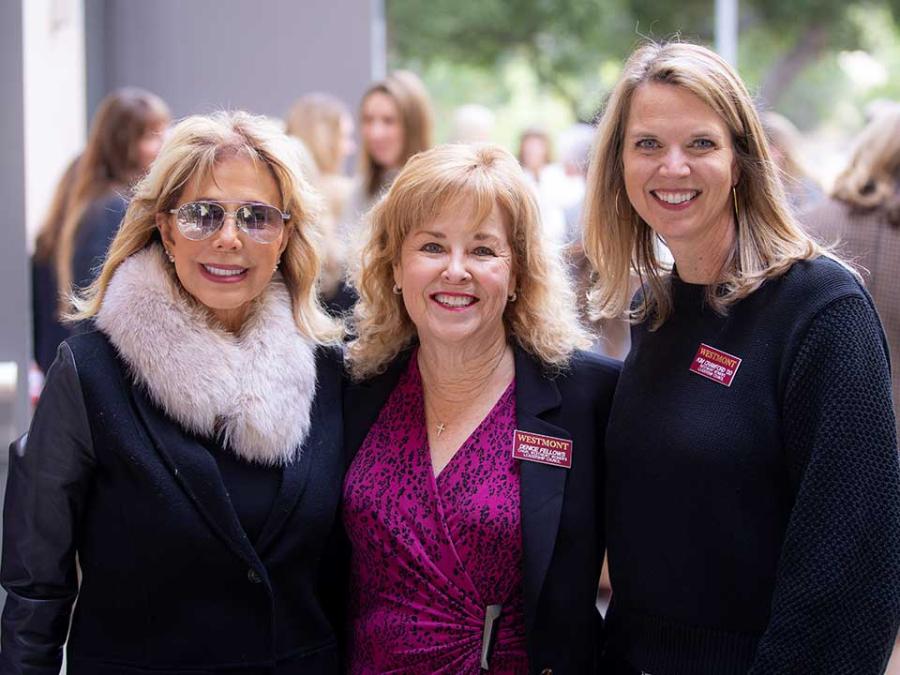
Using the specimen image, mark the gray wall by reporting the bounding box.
[86,0,383,123]
[0,0,30,447]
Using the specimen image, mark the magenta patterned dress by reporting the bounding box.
[343,355,528,674]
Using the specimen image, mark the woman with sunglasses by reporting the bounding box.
[1,112,345,674]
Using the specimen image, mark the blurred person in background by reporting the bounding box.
[558,122,633,359]
[761,111,823,212]
[801,107,900,439]
[342,70,434,230]
[286,92,358,310]
[1,112,345,674]
[451,103,496,143]
[343,143,618,673]
[557,122,596,244]
[32,88,169,377]
[31,156,80,375]
[286,92,356,224]
[585,41,900,674]
[517,127,567,248]
[54,88,170,313]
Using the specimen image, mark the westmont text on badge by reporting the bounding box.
[512,429,573,468]
[689,343,742,387]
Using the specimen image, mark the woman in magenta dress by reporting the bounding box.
[343,143,620,673]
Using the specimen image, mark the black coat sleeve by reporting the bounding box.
[749,296,900,674]
[0,343,96,674]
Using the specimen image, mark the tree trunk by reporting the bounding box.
[759,24,829,108]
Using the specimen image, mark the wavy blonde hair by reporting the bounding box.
[584,41,840,328]
[71,110,340,344]
[347,143,591,380]
[832,107,900,227]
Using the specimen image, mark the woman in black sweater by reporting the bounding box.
[583,41,900,674]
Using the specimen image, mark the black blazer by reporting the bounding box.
[344,345,620,674]
[1,331,345,675]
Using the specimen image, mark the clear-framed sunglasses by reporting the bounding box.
[169,200,290,244]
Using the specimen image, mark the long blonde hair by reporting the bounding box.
[71,111,340,344]
[285,93,349,175]
[358,71,434,198]
[584,41,836,328]
[56,88,170,308]
[348,143,590,380]
[832,107,900,227]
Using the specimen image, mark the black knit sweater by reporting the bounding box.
[604,257,900,675]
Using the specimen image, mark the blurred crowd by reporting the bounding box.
[30,71,900,395]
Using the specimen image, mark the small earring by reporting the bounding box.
[392,284,402,295]
[614,189,621,218]
[273,260,280,273]
[164,249,175,263]
[507,291,517,302]
[732,186,739,218]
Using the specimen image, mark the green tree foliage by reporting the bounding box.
[388,0,900,114]
[388,0,635,119]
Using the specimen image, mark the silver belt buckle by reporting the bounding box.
[480,604,503,671]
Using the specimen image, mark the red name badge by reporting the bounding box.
[512,430,573,469]
[689,343,742,387]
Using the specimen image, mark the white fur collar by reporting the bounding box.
[96,245,317,465]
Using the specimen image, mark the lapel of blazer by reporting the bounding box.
[131,386,263,572]
[515,345,570,635]
[254,393,325,557]
[344,350,412,462]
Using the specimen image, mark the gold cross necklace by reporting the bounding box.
[422,345,511,440]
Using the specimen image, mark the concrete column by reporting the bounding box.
[89,0,383,122]
[0,0,30,447]
[715,0,739,66]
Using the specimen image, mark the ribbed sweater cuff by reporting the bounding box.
[607,608,760,675]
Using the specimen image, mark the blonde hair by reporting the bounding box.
[56,88,170,308]
[584,41,837,328]
[347,143,591,380]
[832,107,900,226]
[71,110,340,344]
[285,93,349,175]
[359,70,434,197]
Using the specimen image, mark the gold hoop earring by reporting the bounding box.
[732,186,738,218]
[392,284,402,295]
[615,189,621,218]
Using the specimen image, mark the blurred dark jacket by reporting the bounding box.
[71,192,127,292]
[30,256,69,374]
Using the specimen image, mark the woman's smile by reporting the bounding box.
[430,291,478,311]
[651,189,701,209]
[198,262,249,283]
